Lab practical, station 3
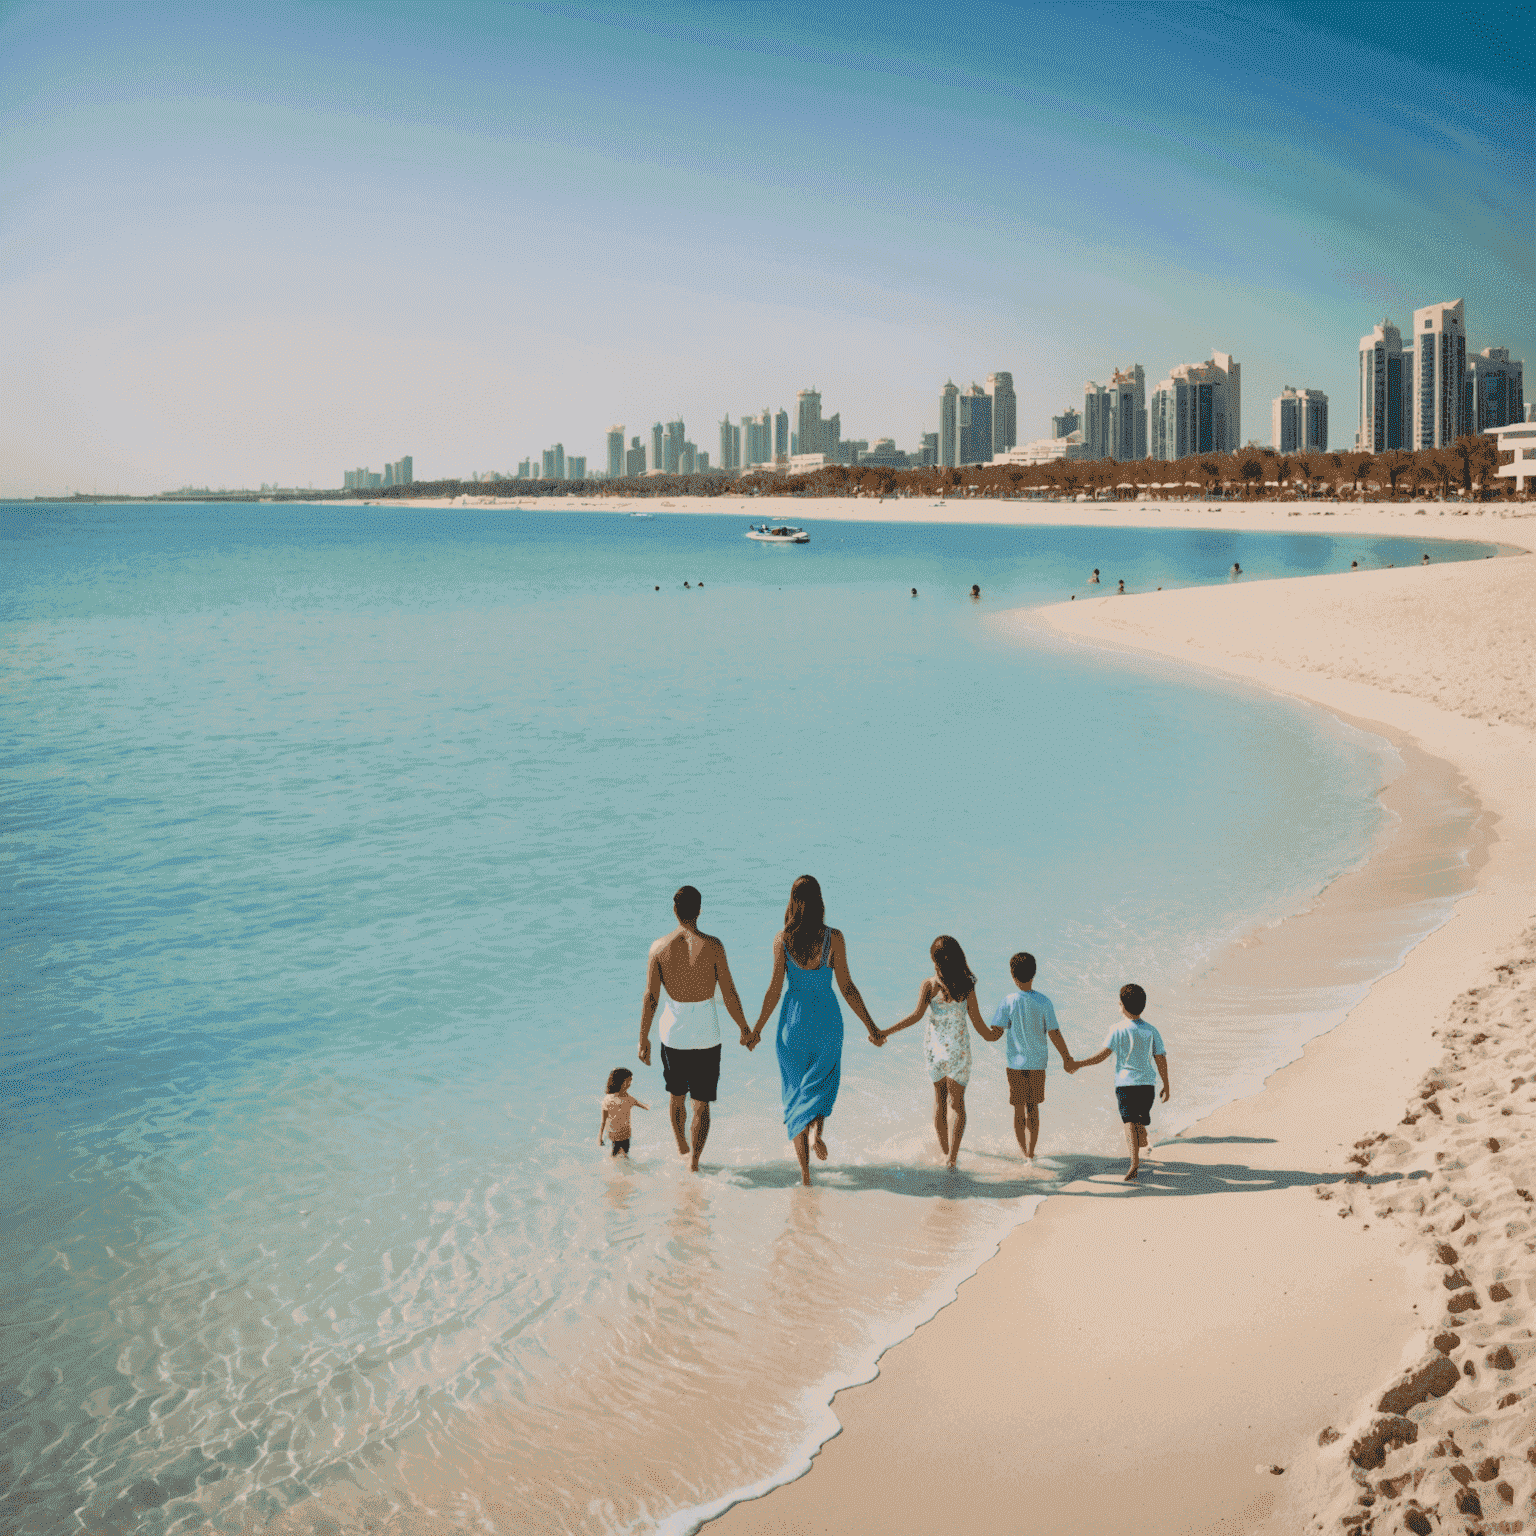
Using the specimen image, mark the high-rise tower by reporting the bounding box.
[1411,299,1466,450]
[1358,320,1411,453]
[606,427,624,480]
[985,372,1017,456]
[1148,353,1240,460]
[938,380,959,466]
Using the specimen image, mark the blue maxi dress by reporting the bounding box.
[777,929,843,1138]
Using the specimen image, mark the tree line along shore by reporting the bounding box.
[23,434,1526,506]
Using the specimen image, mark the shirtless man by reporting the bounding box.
[639,885,752,1172]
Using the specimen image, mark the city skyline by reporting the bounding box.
[3,2,1530,496]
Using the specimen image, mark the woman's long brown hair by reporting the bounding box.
[783,875,827,967]
[931,935,975,1003]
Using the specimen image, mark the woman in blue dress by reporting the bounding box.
[749,875,884,1185]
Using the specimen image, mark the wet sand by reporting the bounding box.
[705,509,1535,1534]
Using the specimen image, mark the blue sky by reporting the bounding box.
[2,0,1531,493]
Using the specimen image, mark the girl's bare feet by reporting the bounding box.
[1124,1164,1139,1181]
[812,1135,828,1160]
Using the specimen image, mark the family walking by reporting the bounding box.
[612,876,1171,1184]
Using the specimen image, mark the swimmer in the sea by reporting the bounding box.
[1089,569,1100,584]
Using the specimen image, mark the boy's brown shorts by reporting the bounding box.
[1007,1068,1046,1106]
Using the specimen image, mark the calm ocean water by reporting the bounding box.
[0,503,1497,1534]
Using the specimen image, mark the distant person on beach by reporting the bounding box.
[1422,553,1430,564]
[970,584,981,598]
[750,876,883,1185]
[876,936,1003,1169]
[1116,579,1125,593]
[911,588,918,597]
[1089,569,1100,584]
[599,1068,648,1158]
[1067,984,1169,1181]
[989,952,1073,1162]
[1230,562,1242,576]
[639,885,753,1173]
[1350,560,1359,569]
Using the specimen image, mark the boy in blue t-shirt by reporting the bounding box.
[1068,983,1170,1181]
[988,951,1074,1161]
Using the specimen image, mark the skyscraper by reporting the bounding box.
[567,456,586,480]
[985,372,1017,455]
[607,426,624,480]
[1082,365,1146,460]
[651,422,664,473]
[1148,353,1240,460]
[663,419,685,474]
[795,389,840,460]
[774,409,789,459]
[1411,299,1466,450]
[679,442,696,475]
[541,444,566,480]
[957,383,992,465]
[1273,387,1328,453]
[938,380,959,466]
[1051,408,1081,439]
[1358,320,1411,453]
[625,437,646,476]
[719,416,739,470]
[1466,347,1524,432]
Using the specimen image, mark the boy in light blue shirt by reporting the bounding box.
[988,951,1073,1161]
[1068,983,1170,1181]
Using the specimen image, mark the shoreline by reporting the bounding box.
[704,514,1535,1533]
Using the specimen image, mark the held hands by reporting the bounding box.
[1063,1057,1078,1074]
[739,1028,756,1053]
[867,1028,886,1047]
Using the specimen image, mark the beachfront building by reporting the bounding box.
[606,427,624,480]
[960,384,992,464]
[787,453,831,473]
[718,417,741,471]
[774,409,789,459]
[796,389,841,462]
[1488,420,1536,493]
[625,437,646,476]
[542,444,566,480]
[741,410,773,466]
[919,431,938,466]
[650,423,664,473]
[986,373,1017,455]
[995,429,1093,466]
[567,456,587,480]
[1082,365,1146,461]
[1273,387,1328,453]
[1051,407,1081,439]
[661,420,685,474]
[858,438,909,468]
[1357,319,1412,453]
[1149,352,1241,460]
[516,459,532,479]
[1466,347,1525,433]
[1411,299,1467,450]
[938,381,959,466]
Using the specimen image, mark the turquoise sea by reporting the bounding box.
[0,503,1498,1533]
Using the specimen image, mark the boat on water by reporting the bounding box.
[745,522,809,544]
[630,510,654,519]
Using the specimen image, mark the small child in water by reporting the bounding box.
[1067,984,1169,1181]
[599,1067,648,1157]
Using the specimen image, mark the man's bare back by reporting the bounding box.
[650,926,725,1003]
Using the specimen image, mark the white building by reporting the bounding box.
[1149,352,1241,460]
[787,453,832,473]
[994,430,1093,466]
[1411,299,1467,450]
[1488,421,1536,493]
[1272,387,1328,454]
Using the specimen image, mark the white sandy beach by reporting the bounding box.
[649,499,1532,1536]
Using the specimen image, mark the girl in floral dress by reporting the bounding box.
[877,936,1002,1167]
